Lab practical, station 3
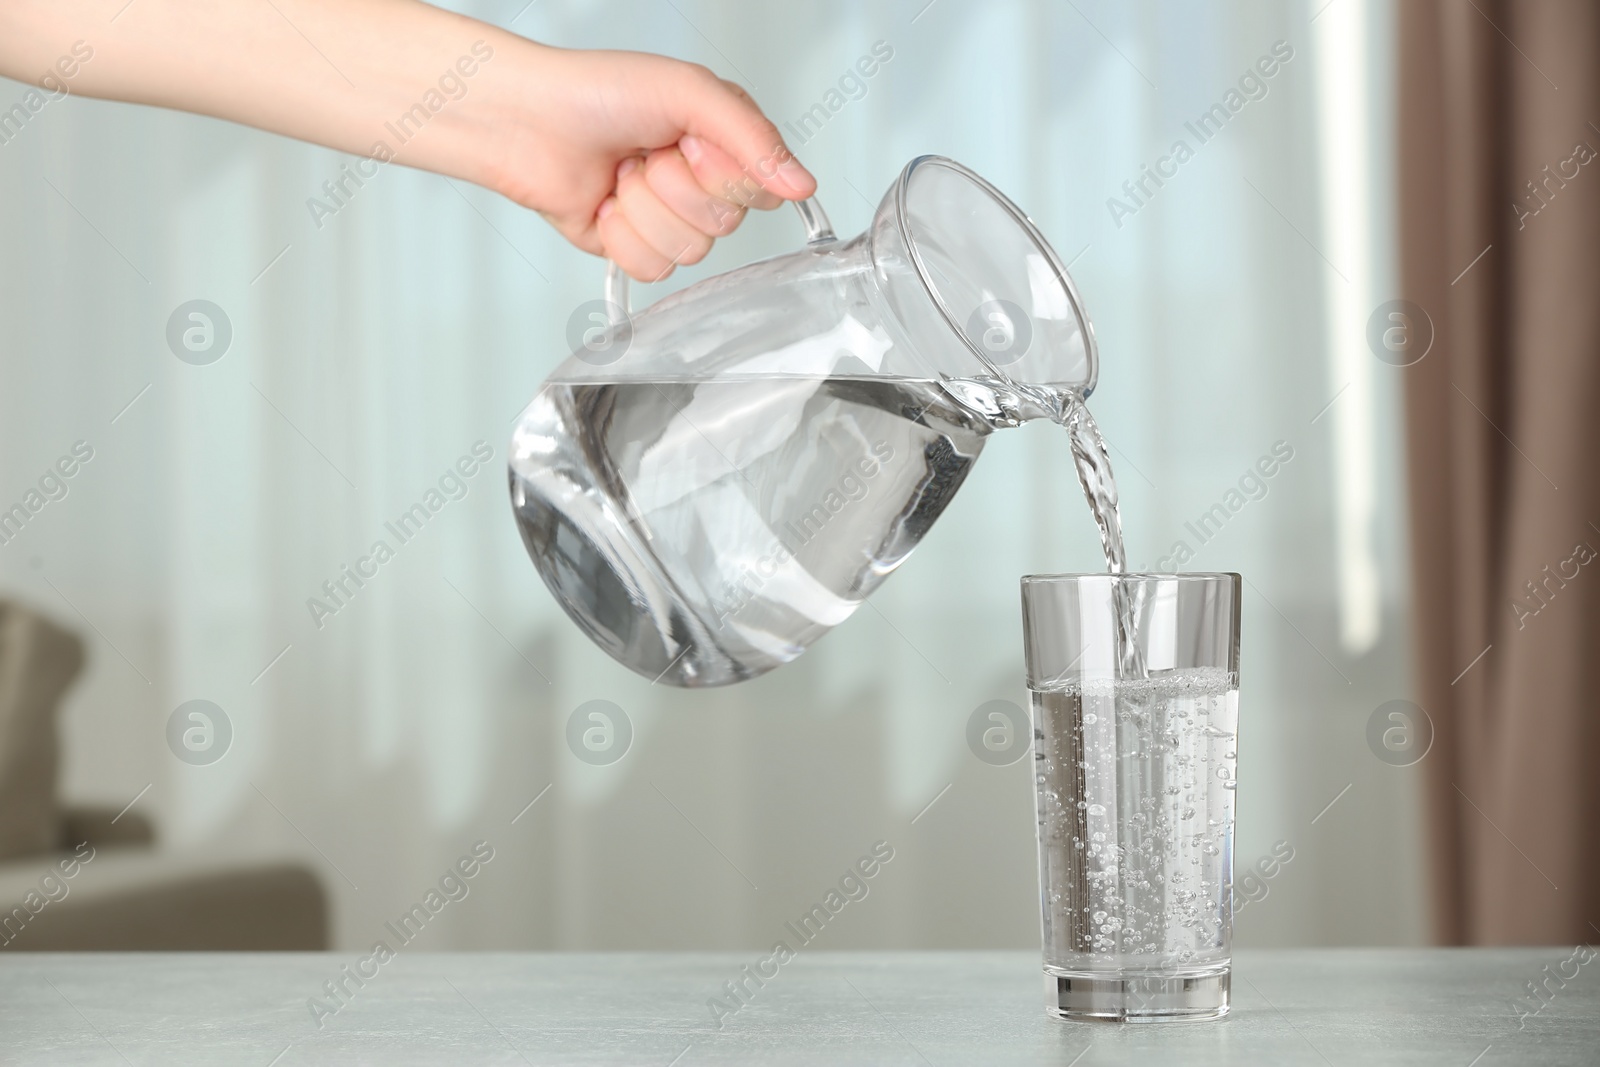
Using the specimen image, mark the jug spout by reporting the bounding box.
[867,156,1097,399]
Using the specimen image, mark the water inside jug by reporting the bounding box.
[510,156,1121,686]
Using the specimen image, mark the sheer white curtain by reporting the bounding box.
[0,0,1424,951]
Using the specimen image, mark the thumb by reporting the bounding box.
[666,70,816,203]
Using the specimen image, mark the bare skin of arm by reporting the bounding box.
[0,0,815,280]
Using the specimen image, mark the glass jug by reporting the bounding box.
[510,155,1098,687]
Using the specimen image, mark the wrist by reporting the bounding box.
[331,10,543,195]
[441,30,565,206]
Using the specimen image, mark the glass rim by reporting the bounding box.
[1022,571,1240,584]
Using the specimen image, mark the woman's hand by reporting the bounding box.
[481,47,815,281]
[0,0,814,281]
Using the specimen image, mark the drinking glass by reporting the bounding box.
[1021,573,1241,1021]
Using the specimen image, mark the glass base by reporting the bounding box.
[1044,964,1230,1022]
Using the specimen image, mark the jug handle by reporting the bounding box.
[602,197,836,317]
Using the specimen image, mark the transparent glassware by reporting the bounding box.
[510,156,1098,686]
[1020,573,1242,1021]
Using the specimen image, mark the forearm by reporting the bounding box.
[0,0,812,277]
[0,0,529,188]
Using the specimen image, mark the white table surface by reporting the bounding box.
[1,949,1594,1065]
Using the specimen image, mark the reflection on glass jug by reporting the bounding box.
[510,155,1100,687]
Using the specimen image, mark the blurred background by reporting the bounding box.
[0,0,1432,954]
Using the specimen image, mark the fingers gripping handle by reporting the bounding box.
[601,197,835,319]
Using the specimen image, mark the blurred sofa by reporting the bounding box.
[0,599,327,950]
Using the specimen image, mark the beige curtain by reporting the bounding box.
[1399,0,1600,944]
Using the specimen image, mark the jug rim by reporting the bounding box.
[892,155,1099,396]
